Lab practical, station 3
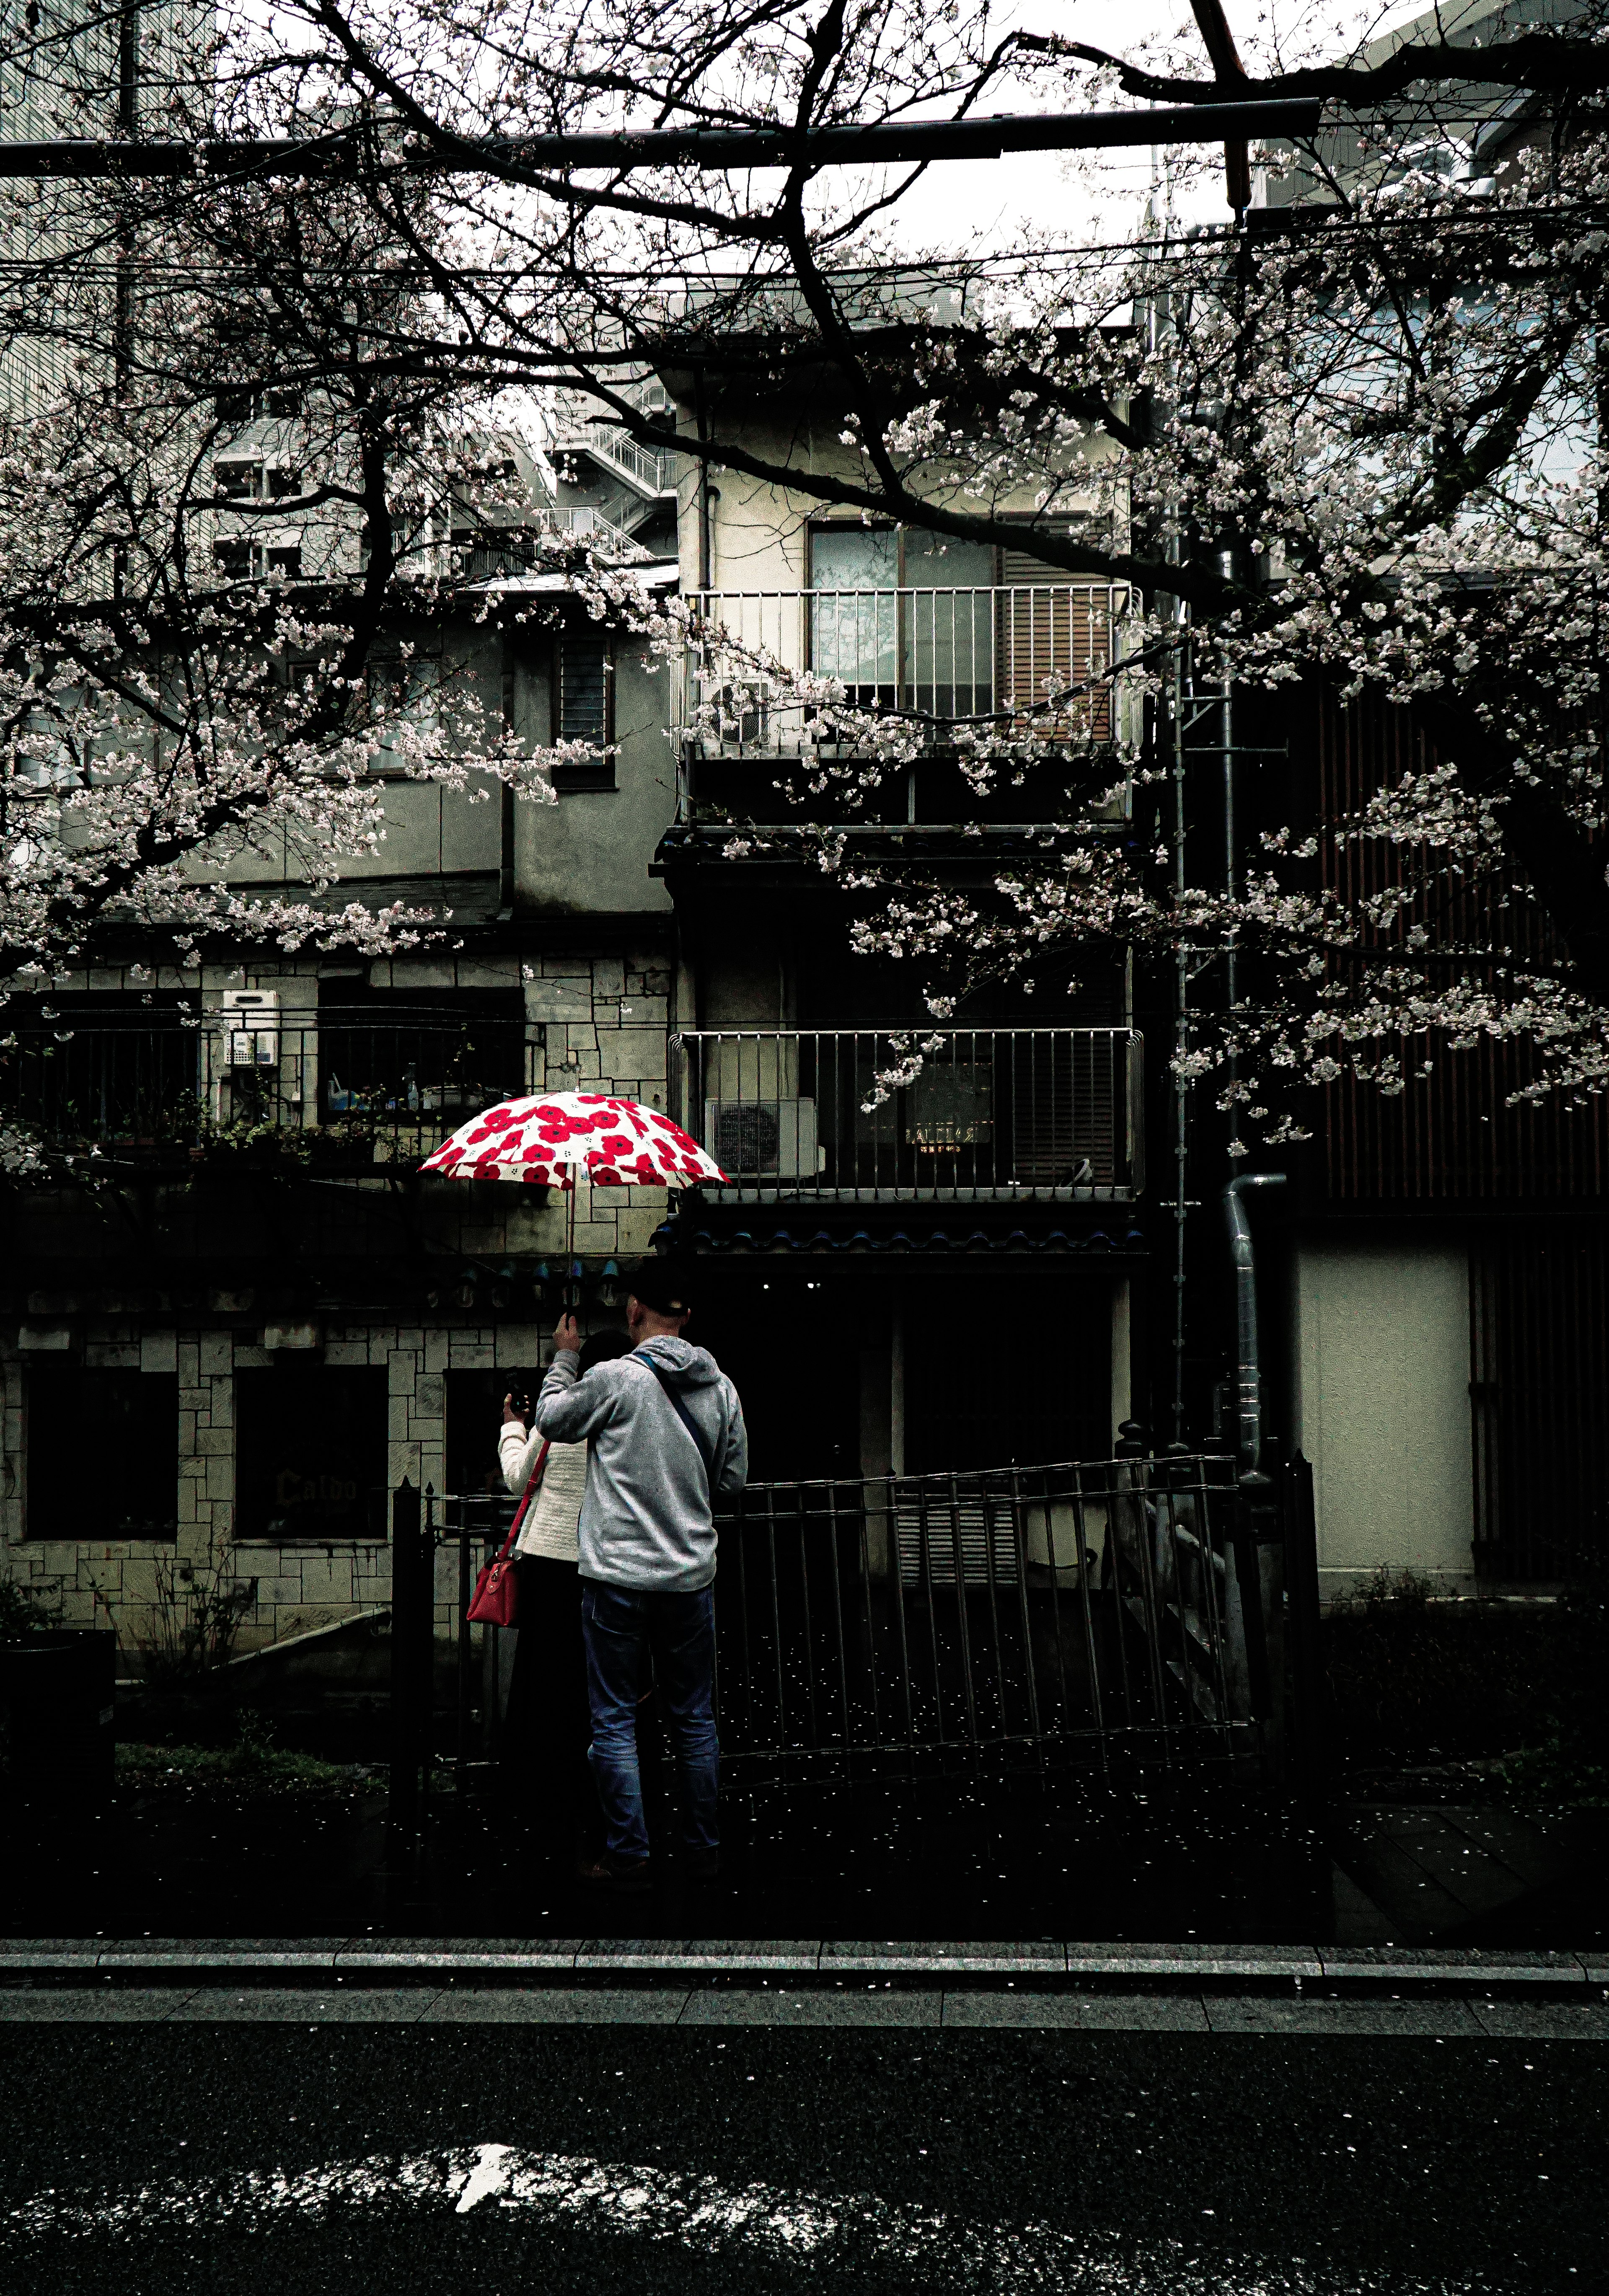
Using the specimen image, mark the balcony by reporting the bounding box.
[670,1028,1143,1202]
[0,1003,533,1166]
[680,584,1134,763]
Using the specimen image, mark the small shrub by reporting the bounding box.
[0,1578,58,1638]
[1498,1559,1609,1804]
[1324,1559,1609,1796]
[1324,1570,1559,1767]
[93,1531,256,1686]
[116,1712,354,1791]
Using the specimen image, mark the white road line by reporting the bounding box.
[9,2139,1472,2292]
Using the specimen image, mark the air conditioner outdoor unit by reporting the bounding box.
[704,1099,818,1180]
[222,988,279,1068]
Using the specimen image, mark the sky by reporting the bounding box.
[862,0,1453,253]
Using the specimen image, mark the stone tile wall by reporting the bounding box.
[0,940,679,1664]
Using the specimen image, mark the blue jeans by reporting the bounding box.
[580,1580,719,1865]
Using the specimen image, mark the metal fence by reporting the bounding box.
[710,1456,1269,1782]
[388,1450,1323,1819]
[0,1007,532,1156]
[682,584,1134,757]
[670,1026,1143,1200]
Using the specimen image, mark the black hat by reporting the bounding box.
[627,1258,695,1317]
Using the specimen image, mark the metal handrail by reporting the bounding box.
[556,420,679,496]
[0,1013,533,1155]
[681,582,1135,757]
[670,1024,1143,1200]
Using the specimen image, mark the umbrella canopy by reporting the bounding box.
[419,1090,727,1190]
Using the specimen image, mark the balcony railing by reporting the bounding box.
[671,1028,1142,1200]
[0,1009,533,1162]
[681,584,1134,759]
[556,420,680,499]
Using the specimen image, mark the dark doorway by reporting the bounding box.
[27,1366,178,1538]
[685,1274,861,1483]
[235,1365,387,1541]
[902,1273,1110,1471]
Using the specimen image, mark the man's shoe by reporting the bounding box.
[574,1854,653,1895]
[683,1846,720,1880]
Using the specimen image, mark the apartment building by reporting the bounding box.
[650,331,1145,1487]
[0,430,686,1661]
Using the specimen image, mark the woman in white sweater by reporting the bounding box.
[497,1326,633,1851]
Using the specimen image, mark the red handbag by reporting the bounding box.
[466,1440,549,1627]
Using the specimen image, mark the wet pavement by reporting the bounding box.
[3,2015,1603,2291]
[6,1765,1605,1948]
[7,1769,1340,1942]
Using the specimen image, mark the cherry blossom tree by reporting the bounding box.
[0,112,653,997]
[233,0,1609,1135]
[9,0,1609,1143]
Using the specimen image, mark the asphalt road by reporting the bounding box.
[3,2019,1602,2293]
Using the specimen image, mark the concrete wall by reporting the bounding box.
[511,639,675,916]
[676,422,1125,595]
[2,1320,535,1662]
[1290,1240,1474,1596]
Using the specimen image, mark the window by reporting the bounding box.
[234,1365,388,1542]
[0,990,199,1144]
[997,545,1115,739]
[317,985,527,1128]
[808,525,996,715]
[27,1368,178,1538]
[445,1368,542,1502]
[214,459,261,499]
[554,632,616,789]
[266,465,301,499]
[214,386,304,422]
[215,538,301,582]
[558,632,610,741]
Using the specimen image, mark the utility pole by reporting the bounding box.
[112,0,138,599]
[0,96,1320,180]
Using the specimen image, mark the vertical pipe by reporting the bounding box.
[1223,1172,1287,1469]
[1171,622,1190,1442]
[1219,634,1240,1152]
[889,1282,906,1477]
[456,1512,473,1771]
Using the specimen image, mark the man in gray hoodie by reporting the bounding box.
[535,1259,746,1892]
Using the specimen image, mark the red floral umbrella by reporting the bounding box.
[419,1089,727,1254]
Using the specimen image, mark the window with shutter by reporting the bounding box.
[558,633,610,742]
[997,546,1115,739]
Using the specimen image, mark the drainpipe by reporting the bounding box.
[1223,1172,1286,1468]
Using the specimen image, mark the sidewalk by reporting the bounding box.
[2,1936,1605,2037]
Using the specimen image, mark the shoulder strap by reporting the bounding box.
[639,1357,716,1491]
[504,1438,551,1551]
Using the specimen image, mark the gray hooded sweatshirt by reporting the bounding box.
[534,1336,748,1592]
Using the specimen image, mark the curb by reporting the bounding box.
[2,1939,1604,1996]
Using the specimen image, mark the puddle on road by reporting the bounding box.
[8,2136,1476,2291]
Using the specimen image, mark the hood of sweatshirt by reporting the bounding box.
[633,1335,725,1389]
